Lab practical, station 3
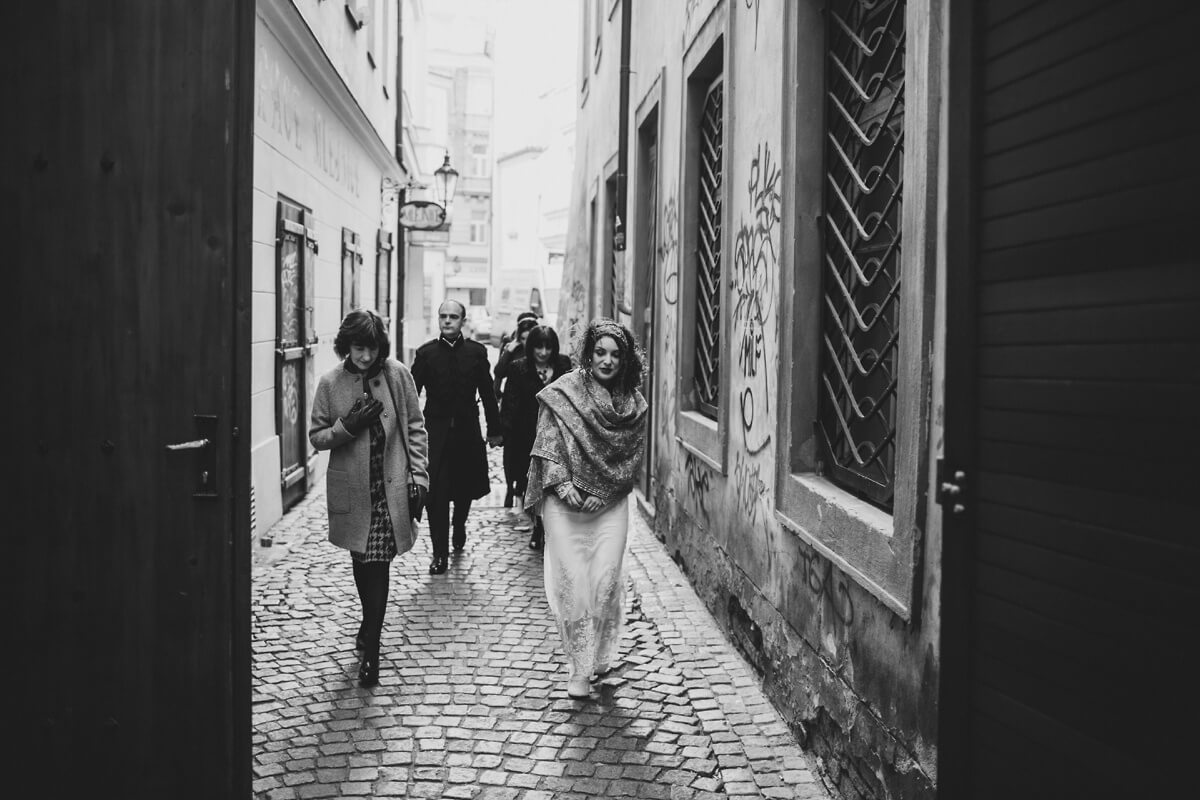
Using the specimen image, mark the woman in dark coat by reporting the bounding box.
[500,325,572,549]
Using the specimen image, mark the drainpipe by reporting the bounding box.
[394,3,407,358]
[614,0,633,315]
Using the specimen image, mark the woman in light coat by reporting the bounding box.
[310,309,429,687]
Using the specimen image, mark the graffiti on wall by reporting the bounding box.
[659,195,680,307]
[562,278,587,354]
[801,547,855,627]
[683,451,713,522]
[732,142,780,455]
[745,0,762,50]
[732,450,769,525]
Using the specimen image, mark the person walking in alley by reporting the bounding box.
[309,309,429,687]
[492,311,540,405]
[524,318,647,699]
[500,324,573,548]
[412,299,503,575]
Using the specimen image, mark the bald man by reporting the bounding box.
[411,299,503,574]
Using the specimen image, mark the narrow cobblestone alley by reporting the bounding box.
[252,446,829,800]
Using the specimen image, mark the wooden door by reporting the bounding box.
[942,3,1199,796]
[7,3,252,797]
[635,132,659,499]
[277,200,317,511]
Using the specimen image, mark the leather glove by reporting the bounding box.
[342,396,383,436]
[409,484,428,521]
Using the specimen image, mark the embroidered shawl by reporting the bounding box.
[523,369,647,512]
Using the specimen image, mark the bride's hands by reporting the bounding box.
[559,484,603,513]
[578,494,604,513]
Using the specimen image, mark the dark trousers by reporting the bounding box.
[351,560,390,658]
[427,490,472,556]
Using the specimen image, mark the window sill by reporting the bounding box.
[676,409,722,472]
[776,472,911,618]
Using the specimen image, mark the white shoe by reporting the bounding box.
[566,676,591,699]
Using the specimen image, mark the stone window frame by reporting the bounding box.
[674,4,731,472]
[776,0,943,619]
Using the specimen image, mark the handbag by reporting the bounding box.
[384,367,425,522]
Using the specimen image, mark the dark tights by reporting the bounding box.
[352,560,391,657]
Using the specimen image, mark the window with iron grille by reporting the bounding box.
[693,76,724,420]
[816,0,905,510]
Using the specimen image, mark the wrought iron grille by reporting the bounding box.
[693,77,724,418]
[817,0,905,509]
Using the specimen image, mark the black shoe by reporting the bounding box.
[452,526,466,553]
[529,520,544,550]
[358,655,379,687]
[429,555,448,574]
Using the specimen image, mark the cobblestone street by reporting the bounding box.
[252,448,829,799]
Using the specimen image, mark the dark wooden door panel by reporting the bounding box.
[949,2,1200,794]
[8,3,252,797]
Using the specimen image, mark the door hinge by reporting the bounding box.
[936,458,967,515]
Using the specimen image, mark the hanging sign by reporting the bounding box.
[398,200,447,230]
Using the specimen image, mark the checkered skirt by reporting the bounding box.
[351,418,397,563]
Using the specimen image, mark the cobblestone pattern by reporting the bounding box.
[252,450,829,799]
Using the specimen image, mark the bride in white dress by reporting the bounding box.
[523,319,648,699]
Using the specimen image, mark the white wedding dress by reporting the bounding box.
[542,494,628,680]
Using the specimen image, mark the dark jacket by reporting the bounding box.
[412,335,501,500]
[500,354,573,491]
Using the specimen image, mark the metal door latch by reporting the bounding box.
[165,414,218,499]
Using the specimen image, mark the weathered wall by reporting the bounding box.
[561,2,942,798]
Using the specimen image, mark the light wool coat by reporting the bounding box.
[309,358,430,554]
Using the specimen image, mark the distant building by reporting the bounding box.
[398,3,495,357]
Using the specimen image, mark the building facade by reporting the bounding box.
[251,0,406,532]
[562,1,1198,798]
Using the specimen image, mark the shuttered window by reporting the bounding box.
[693,76,724,419]
[816,0,905,510]
[341,227,362,318]
[376,229,393,321]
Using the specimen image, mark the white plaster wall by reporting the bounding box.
[251,10,395,534]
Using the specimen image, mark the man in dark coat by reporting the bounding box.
[412,299,503,575]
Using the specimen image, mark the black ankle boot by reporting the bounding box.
[358,638,380,686]
[529,519,544,550]
[358,653,379,687]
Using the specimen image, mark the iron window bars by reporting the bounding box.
[816,0,905,510]
[694,76,724,418]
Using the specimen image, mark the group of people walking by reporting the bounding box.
[308,303,647,699]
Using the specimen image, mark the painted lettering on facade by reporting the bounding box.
[255,41,362,199]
